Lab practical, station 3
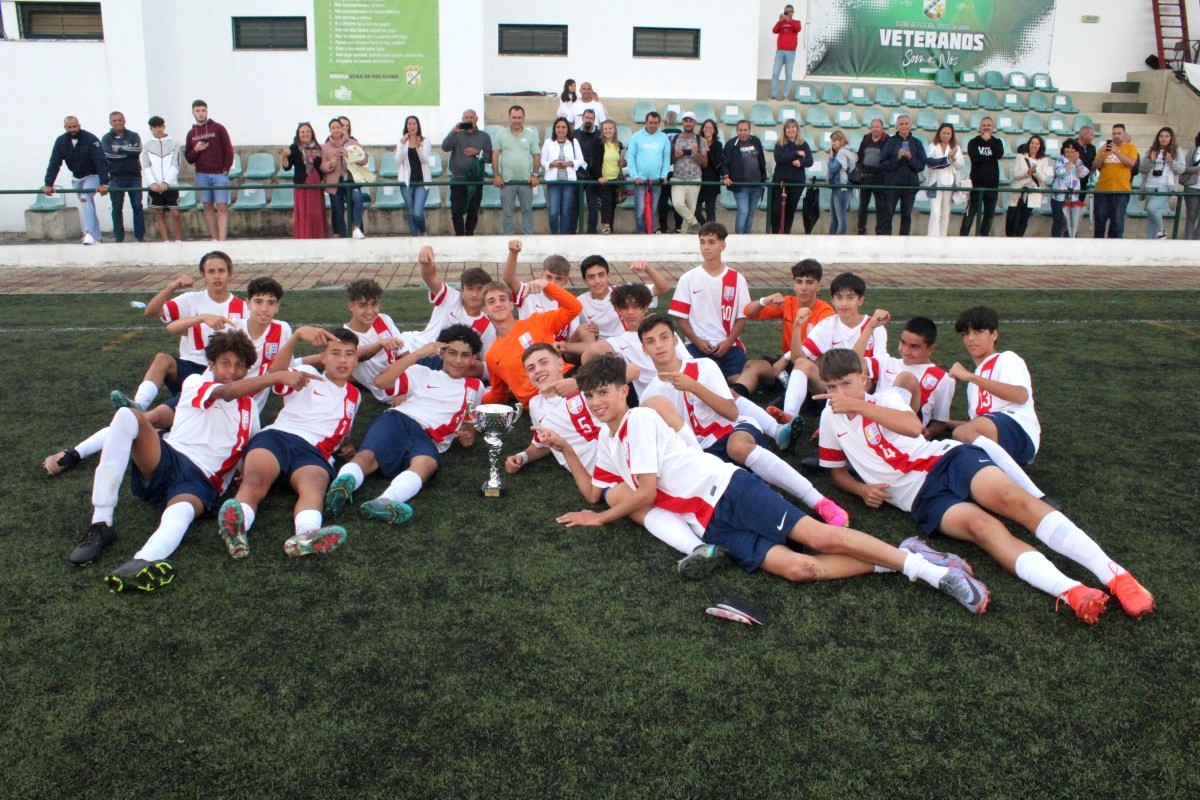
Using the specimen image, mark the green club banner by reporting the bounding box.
[315,0,439,106]
[805,0,1056,80]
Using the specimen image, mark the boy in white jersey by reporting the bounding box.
[667,222,751,379]
[815,348,1154,623]
[68,332,310,592]
[323,324,483,525]
[548,355,988,611]
[341,278,404,404]
[399,247,494,373]
[853,312,952,439]
[216,327,361,559]
[502,241,573,342]
[567,255,670,344]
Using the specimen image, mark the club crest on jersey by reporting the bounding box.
[345,400,357,416]
[622,439,631,464]
[264,343,279,360]
[723,286,736,301]
[518,332,534,349]
[864,422,882,445]
[567,395,584,414]
[921,373,938,390]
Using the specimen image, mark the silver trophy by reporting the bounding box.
[469,402,524,497]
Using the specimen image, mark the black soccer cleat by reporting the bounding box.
[69,522,117,565]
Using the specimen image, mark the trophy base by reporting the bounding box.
[480,483,506,498]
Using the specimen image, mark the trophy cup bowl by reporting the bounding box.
[469,403,523,497]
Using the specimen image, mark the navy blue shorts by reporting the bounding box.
[685,342,747,378]
[704,421,765,464]
[132,436,220,513]
[359,411,440,479]
[165,357,207,397]
[703,469,808,573]
[910,445,996,535]
[416,353,444,370]
[246,429,335,480]
[985,412,1037,465]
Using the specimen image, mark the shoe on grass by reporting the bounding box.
[324,473,356,517]
[283,526,347,557]
[110,389,140,411]
[105,558,175,593]
[1058,584,1110,625]
[776,416,803,451]
[44,447,81,477]
[900,536,973,575]
[938,567,990,614]
[765,405,794,424]
[217,499,249,559]
[70,522,116,565]
[359,498,414,526]
[813,498,849,528]
[1106,571,1155,620]
[677,544,730,580]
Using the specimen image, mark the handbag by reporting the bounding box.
[952,175,971,206]
[848,165,864,185]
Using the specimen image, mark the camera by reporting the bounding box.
[1152,168,1163,177]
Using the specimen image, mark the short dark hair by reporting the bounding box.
[954,306,1000,335]
[611,283,652,309]
[522,342,559,364]
[191,99,207,109]
[818,349,864,382]
[698,221,727,240]
[437,324,483,355]
[1113,123,1126,133]
[508,104,525,116]
[645,111,661,123]
[903,316,938,346]
[331,328,360,346]
[829,272,867,297]
[147,115,165,128]
[246,277,284,301]
[461,267,492,289]
[346,279,382,303]
[576,353,628,393]
[205,330,257,368]
[791,258,823,281]
[580,254,610,280]
[542,255,570,278]
[637,313,675,342]
[199,250,233,273]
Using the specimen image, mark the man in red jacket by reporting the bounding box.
[184,99,234,242]
[769,6,802,101]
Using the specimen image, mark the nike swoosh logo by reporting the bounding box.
[692,289,703,294]
[426,385,439,389]
[978,459,989,463]
[776,513,787,531]
[313,391,326,397]
[885,370,899,375]
[837,432,847,437]
[832,339,843,345]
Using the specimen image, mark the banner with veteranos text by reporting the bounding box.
[804,0,1056,80]
[314,0,440,106]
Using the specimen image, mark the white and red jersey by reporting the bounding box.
[641,358,737,449]
[967,350,1041,451]
[668,266,750,349]
[381,364,481,454]
[801,315,886,361]
[165,374,259,493]
[267,366,360,464]
[350,313,403,403]
[818,389,959,512]
[515,282,570,342]
[865,354,955,425]
[234,318,297,411]
[604,330,691,398]
[161,290,246,366]
[401,283,496,360]
[568,287,659,340]
[592,407,739,535]
[530,391,605,476]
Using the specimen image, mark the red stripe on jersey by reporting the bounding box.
[191,322,205,352]
[720,269,739,337]
[209,397,254,491]
[385,372,410,399]
[371,317,398,363]
[865,357,879,381]
[163,299,180,323]
[654,489,715,530]
[431,283,449,306]
[593,466,622,485]
[470,316,490,335]
[314,385,360,460]
[564,392,601,441]
[193,382,218,409]
[802,336,822,358]
[819,446,845,463]
[861,413,940,473]
[974,354,1000,415]
[258,323,284,374]
[682,362,734,442]
[918,365,947,410]
[856,317,877,358]
[228,297,245,317]
[668,298,691,316]
[423,381,477,444]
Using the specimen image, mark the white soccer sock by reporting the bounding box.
[901,551,949,587]
[972,435,1044,498]
[75,426,109,459]
[782,367,808,417]
[743,447,823,508]
[734,397,779,438]
[241,503,257,532]
[91,408,137,525]
[1015,550,1081,598]
[134,503,196,561]
[1035,510,1123,584]
[642,508,704,555]
[134,380,159,411]
[337,463,365,490]
[380,470,423,504]
[295,509,323,535]
[874,564,897,574]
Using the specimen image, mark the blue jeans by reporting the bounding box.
[1092,192,1127,239]
[633,182,661,233]
[108,176,145,242]
[399,184,428,236]
[1144,188,1171,238]
[500,184,533,235]
[770,49,796,100]
[330,177,364,236]
[733,186,763,234]
[194,171,230,204]
[547,182,578,234]
[71,175,102,240]
[830,188,851,234]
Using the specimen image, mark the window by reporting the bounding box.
[18,3,103,40]
[498,24,567,56]
[232,17,307,51]
[633,27,700,59]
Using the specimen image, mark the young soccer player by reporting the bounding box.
[637,315,847,526]
[323,325,483,525]
[568,255,671,343]
[480,278,582,408]
[216,327,361,559]
[548,355,988,612]
[667,222,751,379]
[341,278,404,404]
[399,246,495,370]
[853,311,954,439]
[814,348,1154,623]
[502,240,573,342]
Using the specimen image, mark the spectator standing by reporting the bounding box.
[184,100,233,241]
[924,123,963,237]
[856,118,888,234]
[696,119,723,225]
[827,130,857,235]
[43,115,109,245]
[101,111,144,243]
[281,122,328,240]
[1072,126,1098,191]
[141,115,183,242]
[492,105,541,235]
[1049,139,1088,238]
[1091,123,1138,239]
[959,116,1003,236]
[441,109,492,237]
[879,115,926,235]
[669,112,708,234]
[589,120,625,234]
[769,5,802,101]
[722,121,768,234]
[574,109,602,233]
[1181,130,1200,239]
[768,119,813,234]
[572,82,607,126]
[397,115,433,237]
[627,112,671,234]
[321,117,368,239]
[557,79,578,126]
[541,117,585,235]
[1006,136,1053,237]
[1138,126,1184,239]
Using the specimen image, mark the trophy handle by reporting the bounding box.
[511,403,524,426]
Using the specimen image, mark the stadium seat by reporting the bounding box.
[969,111,990,130]
[177,189,196,211]
[1021,114,1048,135]
[1002,92,1027,111]
[794,83,820,104]
[28,188,66,212]
[997,162,1011,187]
[663,102,683,121]
[227,153,243,180]
[833,108,860,129]
[777,104,800,124]
[1028,93,1053,114]
[232,186,266,211]
[425,186,443,209]
[984,70,1007,90]
[860,107,886,128]
[719,185,737,210]
[913,191,931,215]
[1008,72,1030,90]
[821,85,848,105]
[808,159,828,180]
[806,106,833,128]
[996,113,1021,135]
[692,102,717,122]
[1073,115,1095,134]
[847,85,872,106]
[1044,137,1062,159]
[926,88,952,109]
[874,86,900,107]
[617,125,634,144]
[958,69,984,89]
[935,68,959,88]
[992,134,1013,158]
[847,130,865,150]
[631,102,656,124]
[243,152,276,181]
[951,89,978,110]
[749,103,777,127]
[379,151,399,179]
[267,186,294,210]
[978,90,1003,111]
[818,130,836,152]
[916,109,940,131]
[721,104,744,126]
[480,184,501,210]
[530,184,546,209]
[1125,194,1147,218]
[374,184,405,209]
[943,111,967,132]
[1046,114,1071,135]
[762,128,780,150]
[427,153,443,178]
[888,109,911,127]
[1051,93,1078,114]
[900,87,924,107]
[1032,73,1057,92]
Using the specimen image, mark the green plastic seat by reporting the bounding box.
[1046,114,1071,136]
[374,184,405,209]
[530,184,546,209]
[833,108,860,129]
[1044,137,1062,159]
[480,184,502,210]
[969,111,990,130]
[874,86,899,107]
[1022,113,1048,135]
[692,102,717,123]
[177,189,196,211]
[846,85,872,106]
[900,87,924,107]
[952,89,978,110]
[984,71,1007,90]
[996,113,1021,135]
[978,90,1003,111]
[1002,91,1027,112]
[821,85,848,105]
[860,107,886,128]
[379,151,399,179]
[1125,194,1147,218]
[1008,72,1030,91]
[806,106,833,128]
[794,83,820,104]
[926,88,952,109]
[958,69,984,89]
[748,103,777,127]
[1073,115,1095,134]
[425,186,442,209]
[935,68,959,88]
[720,103,744,126]
[1028,93,1052,114]
[227,153,243,180]
[777,104,801,125]
[428,152,443,178]
[1052,93,1078,114]
[887,109,911,127]
[232,186,266,211]
[243,152,277,181]
[267,186,294,210]
[943,111,967,132]
[631,102,656,124]
[28,188,66,212]
[617,125,634,144]
[1032,73,1058,92]
[916,109,940,131]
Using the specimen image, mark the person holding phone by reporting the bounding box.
[769,5,803,101]
[669,112,708,234]
[1091,123,1138,239]
[441,109,492,237]
[879,115,927,236]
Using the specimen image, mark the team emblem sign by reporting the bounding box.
[567,395,584,414]
[265,343,279,360]
[864,423,881,445]
[723,287,736,301]
[921,373,938,390]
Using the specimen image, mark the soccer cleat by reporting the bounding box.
[937,567,990,614]
[69,522,117,565]
[797,452,821,469]
[105,558,175,594]
[324,473,357,517]
[283,526,347,557]
[217,499,249,559]
[1058,584,1110,625]
[110,389,139,411]
[359,499,414,526]
[813,498,849,528]
[775,416,804,452]
[899,536,973,575]
[765,405,794,425]
[1106,571,1155,620]
[43,447,82,477]
[677,544,730,580]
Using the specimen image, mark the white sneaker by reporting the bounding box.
[1155,232,1167,239]
[352,227,365,239]
[82,233,95,245]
